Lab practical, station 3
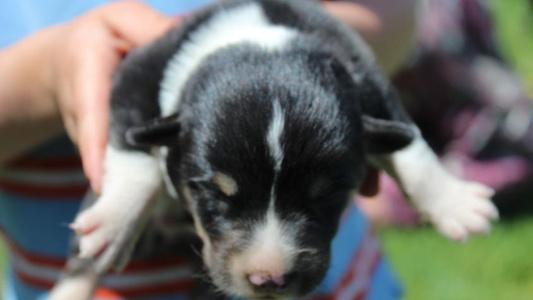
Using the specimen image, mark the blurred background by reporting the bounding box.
[379,0,533,299]
[0,0,532,299]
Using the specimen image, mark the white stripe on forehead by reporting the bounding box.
[235,100,291,280]
[267,101,285,172]
[159,2,298,116]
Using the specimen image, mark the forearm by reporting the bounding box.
[0,27,63,165]
[323,0,420,75]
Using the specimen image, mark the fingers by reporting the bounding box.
[72,38,117,193]
[98,0,181,47]
[77,2,178,192]
[57,1,180,192]
[77,49,116,193]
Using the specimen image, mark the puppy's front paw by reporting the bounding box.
[416,180,498,242]
[71,204,119,259]
[70,198,145,272]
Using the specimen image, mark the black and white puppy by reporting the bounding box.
[50,0,498,299]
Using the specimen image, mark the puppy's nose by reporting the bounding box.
[248,272,285,289]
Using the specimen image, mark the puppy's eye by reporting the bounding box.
[188,180,230,214]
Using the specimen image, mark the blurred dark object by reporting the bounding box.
[392,0,533,220]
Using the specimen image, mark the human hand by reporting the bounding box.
[46,1,180,193]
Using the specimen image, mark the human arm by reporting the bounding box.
[0,27,63,166]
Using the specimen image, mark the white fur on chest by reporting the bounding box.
[159,2,298,116]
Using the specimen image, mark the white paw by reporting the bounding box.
[71,203,120,259]
[70,198,146,272]
[415,180,499,242]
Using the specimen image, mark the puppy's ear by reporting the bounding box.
[362,115,414,154]
[125,114,180,147]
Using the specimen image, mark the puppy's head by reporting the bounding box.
[130,101,363,299]
[126,54,412,299]
[178,102,361,299]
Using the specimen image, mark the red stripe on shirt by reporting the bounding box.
[6,156,83,171]
[120,255,189,273]
[0,179,89,199]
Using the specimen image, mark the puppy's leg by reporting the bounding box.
[335,37,499,240]
[48,258,99,300]
[370,127,499,241]
[71,145,161,272]
[50,191,100,300]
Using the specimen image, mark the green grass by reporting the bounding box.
[488,0,533,95]
[381,220,533,300]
